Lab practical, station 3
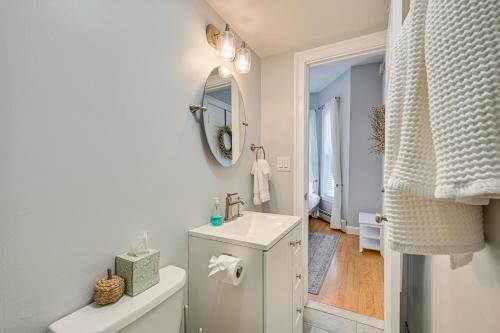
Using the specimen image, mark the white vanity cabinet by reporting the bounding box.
[188,212,303,333]
[264,224,304,333]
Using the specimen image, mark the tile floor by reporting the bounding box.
[304,301,384,333]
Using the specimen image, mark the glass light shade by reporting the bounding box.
[218,65,232,78]
[218,29,235,61]
[235,46,251,74]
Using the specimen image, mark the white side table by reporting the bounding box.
[359,212,384,257]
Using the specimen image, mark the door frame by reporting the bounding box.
[384,1,405,332]
[293,2,404,331]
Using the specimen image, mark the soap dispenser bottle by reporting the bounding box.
[210,197,223,226]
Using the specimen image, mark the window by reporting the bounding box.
[320,107,335,202]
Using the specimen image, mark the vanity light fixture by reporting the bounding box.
[218,24,235,62]
[206,23,252,74]
[235,41,251,74]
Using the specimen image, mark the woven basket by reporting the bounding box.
[93,269,125,305]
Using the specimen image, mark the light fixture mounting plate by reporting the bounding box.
[206,24,220,50]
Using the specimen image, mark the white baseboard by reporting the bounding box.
[346,226,359,235]
[312,215,360,235]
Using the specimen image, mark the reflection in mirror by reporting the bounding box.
[202,67,246,167]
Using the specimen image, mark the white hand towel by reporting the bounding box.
[385,0,500,268]
[258,159,271,203]
[251,159,271,205]
[251,159,262,205]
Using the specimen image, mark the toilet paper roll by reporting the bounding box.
[208,255,245,286]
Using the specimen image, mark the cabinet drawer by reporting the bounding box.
[292,278,303,333]
[292,225,303,282]
[292,263,303,293]
[291,225,303,259]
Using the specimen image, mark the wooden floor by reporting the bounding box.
[308,218,384,319]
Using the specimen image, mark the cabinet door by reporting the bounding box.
[292,280,303,333]
[189,237,264,333]
[291,225,304,333]
[264,231,292,333]
[291,225,303,299]
[293,225,303,269]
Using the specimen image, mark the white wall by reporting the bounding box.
[347,63,383,226]
[309,93,320,110]
[261,54,294,214]
[406,200,500,333]
[0,1,261,332]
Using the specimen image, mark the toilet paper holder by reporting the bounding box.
[220,253,243,278]
[221,253,243,278]
[236,266,243,278]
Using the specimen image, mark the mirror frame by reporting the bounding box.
[201,67,247,167]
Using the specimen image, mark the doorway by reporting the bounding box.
[292,30,405,332]
[294,4,406,333]
[307,54,385,319]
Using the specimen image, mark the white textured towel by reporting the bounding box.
[251,159,271,205]
[385,0,500,268]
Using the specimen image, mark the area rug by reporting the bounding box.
[308,232,340,294]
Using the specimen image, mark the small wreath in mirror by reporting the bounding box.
[217,126,232,160]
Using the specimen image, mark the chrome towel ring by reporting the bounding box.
[250,144,266,160]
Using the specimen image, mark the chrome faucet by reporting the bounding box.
[225,193,246,221]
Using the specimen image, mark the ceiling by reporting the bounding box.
[206,0,389,58]
[310,54,384,93]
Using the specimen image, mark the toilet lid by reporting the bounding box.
[47,266,186,333]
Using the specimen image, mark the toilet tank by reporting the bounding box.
[48,266,186,333]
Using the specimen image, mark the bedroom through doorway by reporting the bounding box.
[307,53,386,320]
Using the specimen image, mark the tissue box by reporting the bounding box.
[115,248,160,296]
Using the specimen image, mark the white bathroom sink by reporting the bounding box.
[189,211,302,250]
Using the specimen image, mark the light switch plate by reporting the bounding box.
[277,156,291,172]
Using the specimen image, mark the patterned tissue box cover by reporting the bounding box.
[115,249,160,296]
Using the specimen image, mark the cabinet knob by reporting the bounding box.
[296,307,302,314]
[296,273,302,280]
[290,241,295,247]
[295,240,302,246]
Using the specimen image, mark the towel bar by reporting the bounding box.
[250,144,266,160]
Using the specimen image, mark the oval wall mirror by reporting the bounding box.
[202,67,247,167]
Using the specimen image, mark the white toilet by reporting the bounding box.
[48,266,186,333]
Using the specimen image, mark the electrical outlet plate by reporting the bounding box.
[277,156,291,172]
